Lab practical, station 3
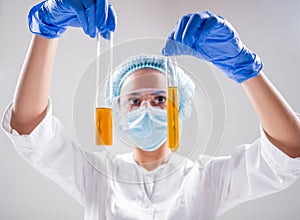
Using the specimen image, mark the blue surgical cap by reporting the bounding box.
[106,54,195,120]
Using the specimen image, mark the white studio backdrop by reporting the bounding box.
[0,0,300,219]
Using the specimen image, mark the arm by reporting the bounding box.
[11,35,58,135]
[164,12,300,215]
[242,71,300,158]
[1,0,117,207]
[163,12,300,157]
[12,0,116,135]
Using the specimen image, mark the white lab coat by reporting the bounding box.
[2,100,300,220]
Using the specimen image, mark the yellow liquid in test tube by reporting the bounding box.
[96,107,112,145]
[167,86,179,152]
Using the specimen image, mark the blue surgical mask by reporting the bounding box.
[118,107,167,151]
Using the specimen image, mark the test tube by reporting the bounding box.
[165,57,179,152]
[95,32,113,146]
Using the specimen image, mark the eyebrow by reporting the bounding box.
[127,90,166,96]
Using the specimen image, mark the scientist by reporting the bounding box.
[2,0,300,219]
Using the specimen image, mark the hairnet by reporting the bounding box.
[106,54,195,121]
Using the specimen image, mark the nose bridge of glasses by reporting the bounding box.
[140,98,152,108]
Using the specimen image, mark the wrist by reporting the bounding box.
[214,47,263,83]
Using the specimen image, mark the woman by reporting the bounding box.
[2,0,300,219]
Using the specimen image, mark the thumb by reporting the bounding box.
[162,32,175,56]
[162,37,196,57]
[107,3,117,32]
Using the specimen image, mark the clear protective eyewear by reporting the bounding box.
[113,88,167,114]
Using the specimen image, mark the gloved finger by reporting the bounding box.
[100,29,111,40]
[167,31,175,41]
[182,13,208,46]
[163,32,191,57]
[199,11,235,40]
[75,5,89,35]
[96,0,108,32]
[106,3,116,32]
[174,15,191,42]
[101,30,111,40]
[163,40,194,57]
[85,4,97,37]
[98,2,116,39]
[81,0,95,8]
[162,32,175,56]
[202,15,235,42]
[200,15,242,60]
[81,0,97,37]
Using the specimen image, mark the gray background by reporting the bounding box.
[1,0,300,219]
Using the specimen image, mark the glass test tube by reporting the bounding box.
[166,57,179,152]
[95,32,113,146]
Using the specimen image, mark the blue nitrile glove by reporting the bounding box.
[28,0,116,39]
[162,11,263,83]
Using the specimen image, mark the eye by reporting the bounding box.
[128,97,141,106]
[154,95,166,105]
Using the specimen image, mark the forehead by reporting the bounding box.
[120,68,166,95]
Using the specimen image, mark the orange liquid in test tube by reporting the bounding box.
[167,86,179,151]
[95,107,112,145]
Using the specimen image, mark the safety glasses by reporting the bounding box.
[113,88,167,113]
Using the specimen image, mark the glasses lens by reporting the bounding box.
[113,88,167,113]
